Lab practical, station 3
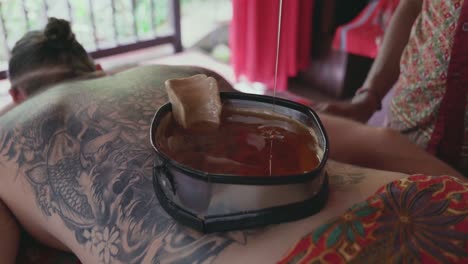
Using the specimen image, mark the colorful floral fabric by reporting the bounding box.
[278,175,468,264]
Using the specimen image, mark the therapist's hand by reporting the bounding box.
[316,91,380,123]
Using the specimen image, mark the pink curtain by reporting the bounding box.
[230,0,314,91]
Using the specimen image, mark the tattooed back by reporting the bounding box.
[0,65,243,264]
[0,65,407,264]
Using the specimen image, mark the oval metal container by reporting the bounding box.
[150,92,329,233]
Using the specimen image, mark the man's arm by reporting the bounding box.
[0,199,20,264]
[322,114,464,178]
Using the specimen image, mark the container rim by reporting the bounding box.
[150,92,329,185]
[152,166,329,233]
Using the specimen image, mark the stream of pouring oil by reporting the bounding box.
[269,0,283,176]
[273,0,283,103]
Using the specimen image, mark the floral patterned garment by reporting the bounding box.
[278,175,468,264]
[389,0,463,143]
[388,0,468,174]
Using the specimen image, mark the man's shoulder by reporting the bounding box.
[108,65,235,92]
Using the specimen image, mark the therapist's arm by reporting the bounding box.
[361,0,423,100]
[320,0,424,122]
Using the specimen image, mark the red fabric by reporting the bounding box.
[427,0,468,170]
[229,0,314,91]
[332,0,399,58]
[279,175,468,263]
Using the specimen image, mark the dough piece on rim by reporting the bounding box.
[165,74,222,130]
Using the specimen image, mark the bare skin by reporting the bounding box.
[0,102,15,116]
[322,114,463,178]
[0,65,460,263]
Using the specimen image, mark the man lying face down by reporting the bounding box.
[0,19,465,264]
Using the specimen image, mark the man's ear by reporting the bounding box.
[9,88,27,104]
